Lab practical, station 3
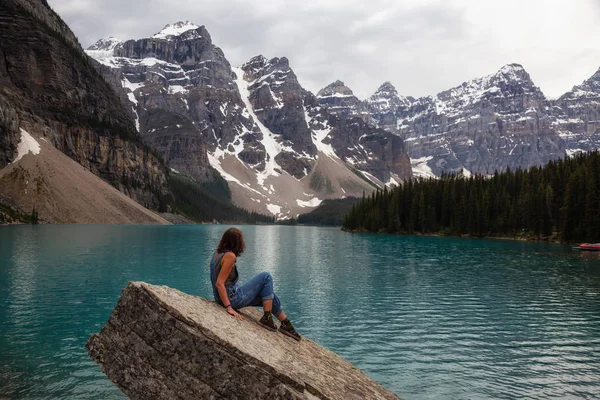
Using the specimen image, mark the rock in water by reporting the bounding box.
[87,282,401,400]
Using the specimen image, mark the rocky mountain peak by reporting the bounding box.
[565,67,600,98]
[375,81,397,96]
[498,63,525,73]
[152,21,201,40]
[492,63,535,86]
[316,80,366,121]
[589,67,600,83]
[242,54,267,70]
[241,55,291,82]
[317,80,355,98]
[87,37,122,51]
[366,81,414,115]
[432,63,544,119]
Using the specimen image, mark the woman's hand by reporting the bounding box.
[226,306,242,320]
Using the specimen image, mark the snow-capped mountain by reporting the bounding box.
[86,23,412,218]
[319,64,567,176]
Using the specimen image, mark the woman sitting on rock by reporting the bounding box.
[209,227,301,341]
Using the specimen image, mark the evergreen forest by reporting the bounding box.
[343,152,600,243]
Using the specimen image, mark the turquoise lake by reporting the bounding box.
[1,225,600,399]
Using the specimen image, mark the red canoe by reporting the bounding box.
[579,243,600,251]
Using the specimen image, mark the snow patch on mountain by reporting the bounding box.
[566,149,587,157]
[120,78,142,132]
[297,197,322,208]
[411,156,436,179]
[304,107,337,160]
[12,129,41,163]
[386,176,399,188]
[266,204,282,215]
[359,170,380,185]
[232,67,285,186]
[153,21,200,39]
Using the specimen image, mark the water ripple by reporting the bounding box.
[1,226,600,399]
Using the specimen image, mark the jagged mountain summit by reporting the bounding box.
[318,63,597,177]
[86,24,412,219]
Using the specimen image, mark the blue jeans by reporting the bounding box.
[227,272,283,316]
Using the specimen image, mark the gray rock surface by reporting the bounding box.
[87,282,401,400]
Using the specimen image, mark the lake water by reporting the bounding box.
[1,225,599,399]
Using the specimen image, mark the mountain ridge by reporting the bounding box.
[86,20,600,218]
[86,23,413,219]
[317,62,600,176]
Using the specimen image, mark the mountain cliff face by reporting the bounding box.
[0,0,168,209]
[87,23,413,218]
[319,64,567,177]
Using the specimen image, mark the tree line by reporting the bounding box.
[343,151,600,243]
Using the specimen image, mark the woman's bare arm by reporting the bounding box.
[216,252,242,320]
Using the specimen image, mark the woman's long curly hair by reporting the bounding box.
[217,228,245,256]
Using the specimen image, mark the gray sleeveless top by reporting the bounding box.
[209,251,239,302]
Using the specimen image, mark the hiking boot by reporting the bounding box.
[279,322,301,341]
[258,313,277,332]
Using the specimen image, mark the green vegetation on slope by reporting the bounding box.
[297,198,360,226]
[343,151,600,243]
[168,173,274,224]
[0,196,37,224]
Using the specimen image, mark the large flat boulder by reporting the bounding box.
[87,282,401,400]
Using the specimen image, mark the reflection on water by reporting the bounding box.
[1,225,600,399]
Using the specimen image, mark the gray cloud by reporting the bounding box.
[50,0,600,99]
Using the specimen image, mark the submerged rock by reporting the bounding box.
[87,282,400,400]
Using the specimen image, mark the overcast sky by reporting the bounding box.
[49,0,600,99]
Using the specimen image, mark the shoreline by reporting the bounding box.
[0,222,583,247]
[340,228,579,245]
